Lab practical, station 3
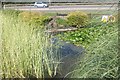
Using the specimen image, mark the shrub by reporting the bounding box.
[19,11,51,27]
[66,11,89,28]
[56,18,68,27]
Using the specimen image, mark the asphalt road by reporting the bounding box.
[5,5,118,12]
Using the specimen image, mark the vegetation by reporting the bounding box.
[0,10,61,78]
[57,12,119,78]
[19,11,51,28]
[66,11,88,27]
[56,18,68,27]
[0,9,118,79]
[2,9,21,16]
[58,22,116,48]
[65,23,118,78]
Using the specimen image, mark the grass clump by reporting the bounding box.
[0,10,61,78]
[64,22,118,78]
[2,9,21,17]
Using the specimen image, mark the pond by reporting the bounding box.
[51,37,85,78]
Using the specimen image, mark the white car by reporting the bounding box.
[34,2,49,8]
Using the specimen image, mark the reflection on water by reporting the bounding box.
[51,37,85,78]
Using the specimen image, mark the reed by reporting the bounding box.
[64,23,118,78]
[0,10,61,78]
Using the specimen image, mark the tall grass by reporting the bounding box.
[0,10,61,78]
[64,23,119,78]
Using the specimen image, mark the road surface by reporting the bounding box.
[5,5,118,12]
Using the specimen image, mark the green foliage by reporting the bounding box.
[58,13,118,78]
[114,13,119,23]
[65,24,118,78]
[2,9,21,17]
[66,11,89,28]
[56,18,68,27]
[58,21,116,48]
[19,11,51,28]
[0,10,61,78]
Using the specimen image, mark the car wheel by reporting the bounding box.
[43,5,46,8]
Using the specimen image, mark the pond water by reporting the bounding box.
[51,37,85,78]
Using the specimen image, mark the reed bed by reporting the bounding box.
[0,10,61,78]
[64,23,119,78]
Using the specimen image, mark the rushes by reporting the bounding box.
[0,10,61,78]
[65,24,118,78]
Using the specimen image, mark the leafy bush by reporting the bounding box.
[56,18,68,27]
[66,11,89,28]
[19,11,51,27]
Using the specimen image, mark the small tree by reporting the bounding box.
[67,11,88,28]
